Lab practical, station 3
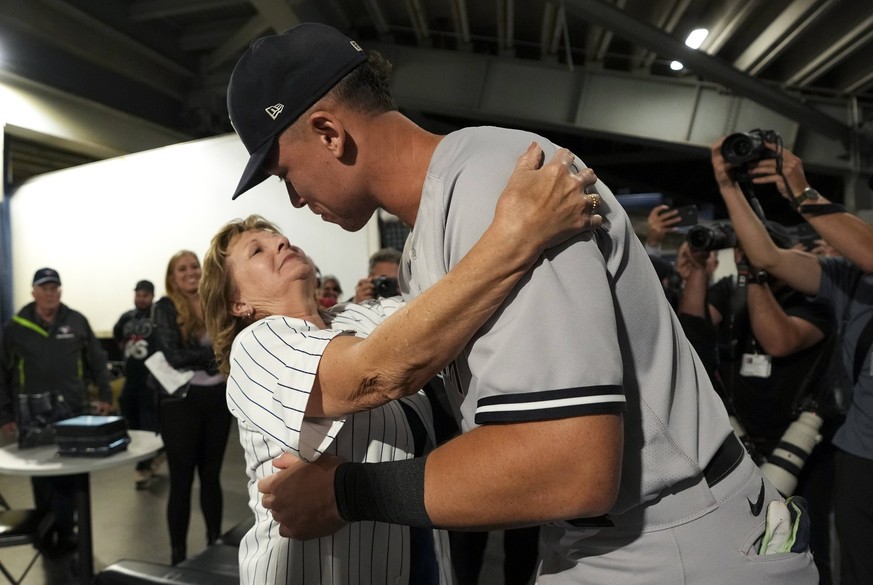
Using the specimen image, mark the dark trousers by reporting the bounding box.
[158,383,231,552]
[833,448,873,585]
[31,475,76,536]
[119,376,160,472]
[795,441,836,585]
[449,527,540,585]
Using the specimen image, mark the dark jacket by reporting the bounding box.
[113,305,158,385]
[0,302,112,426]
[152,297,216,373]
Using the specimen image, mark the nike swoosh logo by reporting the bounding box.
[748,479,765,516]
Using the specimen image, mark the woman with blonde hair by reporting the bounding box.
[153,249,232,565]
[199,145,600,584]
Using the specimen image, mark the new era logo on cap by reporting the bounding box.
[266,104,284,120]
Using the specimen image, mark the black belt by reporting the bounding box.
[567,432,745,529]
[703,433,745,487]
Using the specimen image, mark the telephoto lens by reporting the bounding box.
[759,411,824,496]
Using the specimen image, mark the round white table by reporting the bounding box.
[0,429,163,583]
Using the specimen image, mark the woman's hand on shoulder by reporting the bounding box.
[494,143,602,253]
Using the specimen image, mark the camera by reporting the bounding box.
[721,129,781,166]
[687,222,737,251]
[372,276,399,298]
[759,411,824,496]
[721,129,781,182]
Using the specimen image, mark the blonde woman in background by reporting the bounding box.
[153,250,232,565]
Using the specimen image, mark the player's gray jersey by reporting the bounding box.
[400,126,734,516]
[227,299,451,585]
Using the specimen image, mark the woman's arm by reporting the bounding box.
[307,143,600,417]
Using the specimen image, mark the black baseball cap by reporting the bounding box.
[227,23,367,200]
[134,280,155,294]
[33,267,61,286]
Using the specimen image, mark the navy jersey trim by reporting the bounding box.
[474,385,626,424]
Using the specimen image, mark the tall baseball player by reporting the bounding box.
[226,23,818,584]
[200,146,601,584]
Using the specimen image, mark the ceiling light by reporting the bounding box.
[685,28,709,50]
[670,60,684,71]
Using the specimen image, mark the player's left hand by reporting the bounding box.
[259,452,347,539]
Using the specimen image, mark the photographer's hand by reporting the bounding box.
[646,205,680,249]
[747,144,809,201]
[710,137,738,190]
[710,137,822,296]
[353,278,375,303]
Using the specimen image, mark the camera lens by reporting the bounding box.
[687,223,737,251]
[372,276,399,298]
[721,132,765,166]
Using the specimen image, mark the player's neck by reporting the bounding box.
[364,112,443,227]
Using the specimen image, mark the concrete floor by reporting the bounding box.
[0,424,510,584]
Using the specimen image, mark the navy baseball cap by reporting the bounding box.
[33,267,61,286]
[227,23,367,200]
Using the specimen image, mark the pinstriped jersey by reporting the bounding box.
[227,299,452,585]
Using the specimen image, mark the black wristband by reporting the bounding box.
[798,203,847,216]
[751,270,769,285]
[334,457,434,528]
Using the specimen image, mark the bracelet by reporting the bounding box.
[334,457,434,527]
[798,203,847,216]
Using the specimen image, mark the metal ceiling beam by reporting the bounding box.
[449,0,471,47]
[248,0,301,33]
[561,0,851,144]
[203,14,271,71]
[701,1,761,55]
[0,0,191,99]
[541,1,560,57]
[638,0,691,70]
[836,53,873,95]
[129,0,244,21]
[363,0,391,37]
[405,0,430,43]
[733,0,835,75]
[786,12,873,87]
[180,18,249,52]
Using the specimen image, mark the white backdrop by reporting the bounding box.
[9,133,377,335]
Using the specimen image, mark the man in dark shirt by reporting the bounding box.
[113,279,161,489]
[0,267,113,551]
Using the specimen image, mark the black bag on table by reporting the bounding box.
[17,392,74,449]
[54,415,130,457]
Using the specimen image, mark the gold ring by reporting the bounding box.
[586,193,601,215]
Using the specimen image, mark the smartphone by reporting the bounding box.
[661,204,698,227]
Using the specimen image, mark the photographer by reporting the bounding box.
[352,248,401,302]
[676,234,839,583]
[712,136,873,585]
